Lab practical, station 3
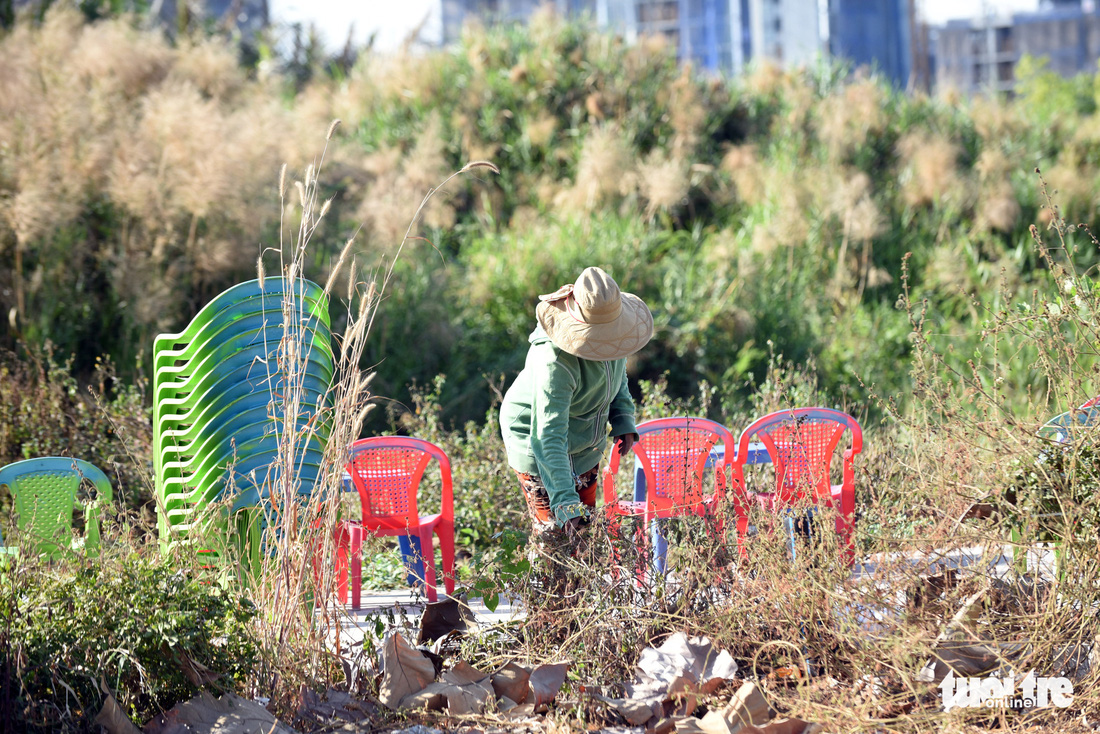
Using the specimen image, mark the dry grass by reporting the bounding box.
[0,5,339,335]
[897,130,967,210]
[357,114,458,249]
[817,79,888,161]
[638,151,690,219]
[554,125,638,215]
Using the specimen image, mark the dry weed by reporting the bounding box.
[897,130,966,209]
[638,152,690,219]
[817,79,887,160]
[554,125,638,215]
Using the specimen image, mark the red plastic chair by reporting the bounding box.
[602,417,736,580]
[1080,395,1099,409]
[335,437,455,606]
[730,408,862,566]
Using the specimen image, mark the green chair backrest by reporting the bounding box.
[0,458,113,560]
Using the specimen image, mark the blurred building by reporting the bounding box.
[440,0,819,73]
[827,0,912,87]
[935,0,1100,95]
[10,0,269,35]
[747,0,821,68]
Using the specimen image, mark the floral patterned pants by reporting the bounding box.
[514,465,600,537]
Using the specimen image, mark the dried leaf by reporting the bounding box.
[399,682,449,711]
[528,662,570,707]
[174,649,221,688]
[629,633,738,701]
[418,597,471,644]
[675,712,733,734]
[442,661,488,686]
[443,679,495,715]
[746,718,823,734]
[718,681,773,733]
[378,632,437,709]
[666,675,699,717]
[296,686,376,724]
[491,661,531,704]
[594,694,659,725]
[93,688,141,734]
[142,692,297,734]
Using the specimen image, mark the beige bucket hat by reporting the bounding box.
[536,267,654,361]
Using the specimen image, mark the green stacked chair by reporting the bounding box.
[153,278,334,553]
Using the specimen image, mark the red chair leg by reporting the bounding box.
[350,524,363,611]
[418,526,438,603]
[736,515,750,560]
[333,522,350,604]
[438,521,456,596]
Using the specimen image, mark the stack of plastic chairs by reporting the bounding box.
[153,278,334,556]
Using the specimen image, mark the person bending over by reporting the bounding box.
[500,266,654,552]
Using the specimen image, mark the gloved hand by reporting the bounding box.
[615,432,639,456]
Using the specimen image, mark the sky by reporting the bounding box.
[268,0,1046,54]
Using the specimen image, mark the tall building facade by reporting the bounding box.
[935,0,1100,95]
[827,0,912,87]
[440,0,818,74]
[747,0,821,68]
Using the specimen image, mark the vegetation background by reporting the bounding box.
[4,2,1100,732]
[4,1,1098,437]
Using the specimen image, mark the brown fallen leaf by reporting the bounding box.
[174,650,221,688]
[629,633,738,702]
[744,718,822,734]
[723,681,773,730]
[491,661,531,703]
[676,681,773,734]
[666,675,699,717]
[378,632,437,710]
[593,694,659,726]
[674,711,734,734]
[93,683,141,734]
[528,661,570,707]
[296,686,377,724]
[399,681,449,711]
[442,661,489,686]
[417,597,472,644]
[442,678,495,715]
[142,692,298,734]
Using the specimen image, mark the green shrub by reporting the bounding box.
[0,552,258,730]
[0,348,152,517]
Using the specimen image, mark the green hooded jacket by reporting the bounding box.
[500,325,639,525]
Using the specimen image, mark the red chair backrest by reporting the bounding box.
[605,417,736,516]
[733,408,862,506]
[345,437,454,527]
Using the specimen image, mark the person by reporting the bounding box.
[499,266,654,550]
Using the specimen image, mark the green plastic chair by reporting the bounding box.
[153,277,334,551]
[0,458,113,560]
